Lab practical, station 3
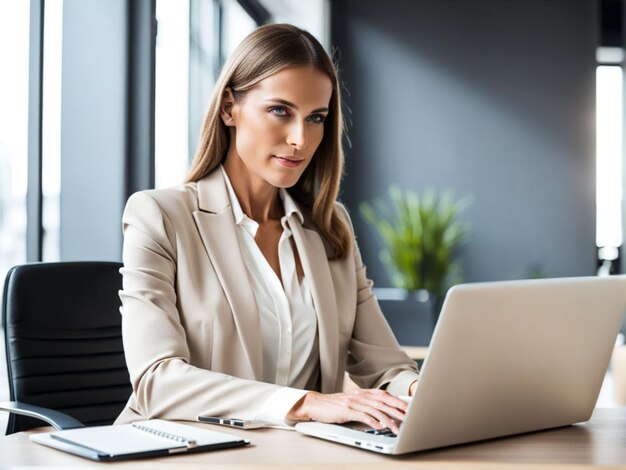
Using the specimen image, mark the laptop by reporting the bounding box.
[296,276,626,455]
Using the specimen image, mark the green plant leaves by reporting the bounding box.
[359,185,470,299]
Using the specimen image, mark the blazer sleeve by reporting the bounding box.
[119,191,289,422]
[337,204,420,395]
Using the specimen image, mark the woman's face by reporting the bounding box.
[222,65,333,190]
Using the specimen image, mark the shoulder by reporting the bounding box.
[334,201,355,233]
[124,183,200,220]
[122,184,201,252]
[122,184,202,244]
[334,201,349,218]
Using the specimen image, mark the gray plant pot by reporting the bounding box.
[374,288,438,347]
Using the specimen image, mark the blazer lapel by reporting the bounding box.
[192,169,262,380]
[289,215,340,393]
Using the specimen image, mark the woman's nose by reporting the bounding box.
[286,121,307,149]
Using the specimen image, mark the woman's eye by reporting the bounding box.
[308,114,326,124]
[269,106,289,117]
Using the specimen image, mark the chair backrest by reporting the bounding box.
[2,262,131,434]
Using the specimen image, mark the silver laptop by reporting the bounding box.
[296,276,626,455]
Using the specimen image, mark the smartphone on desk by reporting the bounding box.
[198,416,294,430]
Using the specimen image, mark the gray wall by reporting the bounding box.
[332,0,598,285]
[60,0,128,261]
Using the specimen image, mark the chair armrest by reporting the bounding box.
[0,401,84,431]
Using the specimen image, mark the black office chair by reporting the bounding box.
[0,262,132,434]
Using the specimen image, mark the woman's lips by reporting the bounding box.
[273,155,305,168]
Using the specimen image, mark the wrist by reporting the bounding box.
[286,391,316,422]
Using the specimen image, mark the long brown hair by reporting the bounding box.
[185,24,351,260]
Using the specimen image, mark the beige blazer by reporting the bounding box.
[115,168,419,425]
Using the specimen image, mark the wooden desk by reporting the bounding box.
[1,408,626,468]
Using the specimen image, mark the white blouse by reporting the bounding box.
[220,166,318,424]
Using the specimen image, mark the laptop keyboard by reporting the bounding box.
[363,428,397,438]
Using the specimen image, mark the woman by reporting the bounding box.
[116,24,419,434]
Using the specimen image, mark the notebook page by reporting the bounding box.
[48,424,180,455]
[132,420,244,446]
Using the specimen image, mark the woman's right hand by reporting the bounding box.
[286,389,408,434]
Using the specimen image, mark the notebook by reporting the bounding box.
[296,276,626,454]
[30,419,250,461]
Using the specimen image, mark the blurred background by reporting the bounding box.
[0,0,624,414]
[1,0,624,286]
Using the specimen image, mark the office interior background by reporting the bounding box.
[0,0,624,428]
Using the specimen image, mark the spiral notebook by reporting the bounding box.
[29,419,250,461]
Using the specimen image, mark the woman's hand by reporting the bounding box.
[409,380,418,396]
[286,389,408,434]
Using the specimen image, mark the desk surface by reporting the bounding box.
[1,408,626,469]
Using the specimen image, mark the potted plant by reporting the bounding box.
[359,186,469,346]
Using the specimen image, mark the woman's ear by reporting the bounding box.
[220,87,236,126]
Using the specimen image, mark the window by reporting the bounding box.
[42,0,63,261]
[0,2,30,283]
[188,0,216,166]
[154,0,191,188]
[221,0,257,60]
[596,48,624,274]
